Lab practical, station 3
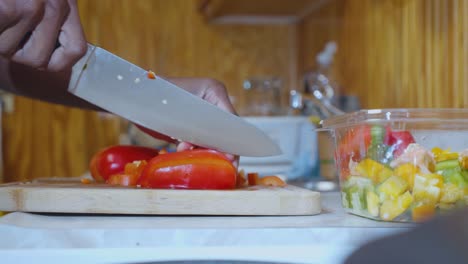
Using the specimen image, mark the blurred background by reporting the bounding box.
[1,0,467,183]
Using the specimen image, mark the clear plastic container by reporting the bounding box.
[321,109,468,222]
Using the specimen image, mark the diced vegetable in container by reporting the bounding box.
[322,109,468,222]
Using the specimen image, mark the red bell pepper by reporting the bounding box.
[138,149,237,189]
[336,125,372,179]
[384,130,416,158]
[90,145,159,182]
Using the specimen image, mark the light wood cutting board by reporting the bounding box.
[0,180,321,216]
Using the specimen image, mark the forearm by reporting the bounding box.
[0,57,101,111]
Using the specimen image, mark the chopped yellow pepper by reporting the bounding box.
[412,204,435,222]
[460,156,468,170]
[355,158,393,183]
[394,163,420,190]
[413,173,444,204]
[366,191,380,217]
[380,191,413,221]
[377,176,409,200]
[432,147,459,163]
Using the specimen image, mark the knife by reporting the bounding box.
[67,44,282,157]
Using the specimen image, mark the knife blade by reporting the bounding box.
[68,44,282,157]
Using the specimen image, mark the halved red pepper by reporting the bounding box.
[90,145,159,182]
[138,149,237,189]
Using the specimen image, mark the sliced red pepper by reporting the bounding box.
[106,160,148,187]
[247,172,260,186]
[138,149,237,189]
[336,125,372,180]
[337,125,372,162]
[385,130,415,158]
[259,176,286,187]
[107,173,139,187]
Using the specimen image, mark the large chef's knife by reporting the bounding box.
[68,44,281,157]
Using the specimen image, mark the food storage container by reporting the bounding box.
[321,109,468,222]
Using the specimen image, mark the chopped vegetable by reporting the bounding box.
[412,204,435,222]
[138,149,237,190]
[379,191,413,221]
[440,183,464,203]
[343,176,373,211]
[105,160,148,187]
[432,147,459,162]
[442,169,466,188]
[107,173,139,187]
[394,163,419,190]
[259,176,286,187]
[147,70,156,79]
[248,172,260,186]
[366,191,380,217]
[355,158,392,183]
[338,124,467,223]
[337,125,372,179]
[81,178,92,184]
[89,145,159,183]
[459,154,468,170]
[435,159,460,171]
[377,175,409,200]
[384,130,416,158]
[412,174,443,205]
[236,170,247,188]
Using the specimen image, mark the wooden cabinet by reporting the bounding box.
[198,0,330,24]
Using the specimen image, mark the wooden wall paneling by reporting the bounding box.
[190,9,297,112]
[3,96,120,182]
[198,0,331,24]
[300,0,468,109]
[462,0,468,106]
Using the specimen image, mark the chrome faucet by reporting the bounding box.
[289,89,344,120]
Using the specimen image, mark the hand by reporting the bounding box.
[0,0,87,72]
[137,77,239,167]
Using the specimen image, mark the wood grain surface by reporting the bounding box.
[0,181,321,216]
[198,0,330,24]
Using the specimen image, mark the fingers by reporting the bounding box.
[176,142,195,152]
[204,80,237,115]
[134,124,178,143]
[0,0,21,33]
[176,142,239,168]
[167,77,237,115]
[0,0,45,58]
[12,0,69,69]
[47,0,86,72]
[0,0,86,71]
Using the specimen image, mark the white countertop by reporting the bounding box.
[0,192,415,264]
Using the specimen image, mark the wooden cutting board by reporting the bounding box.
[0,180,321,216]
